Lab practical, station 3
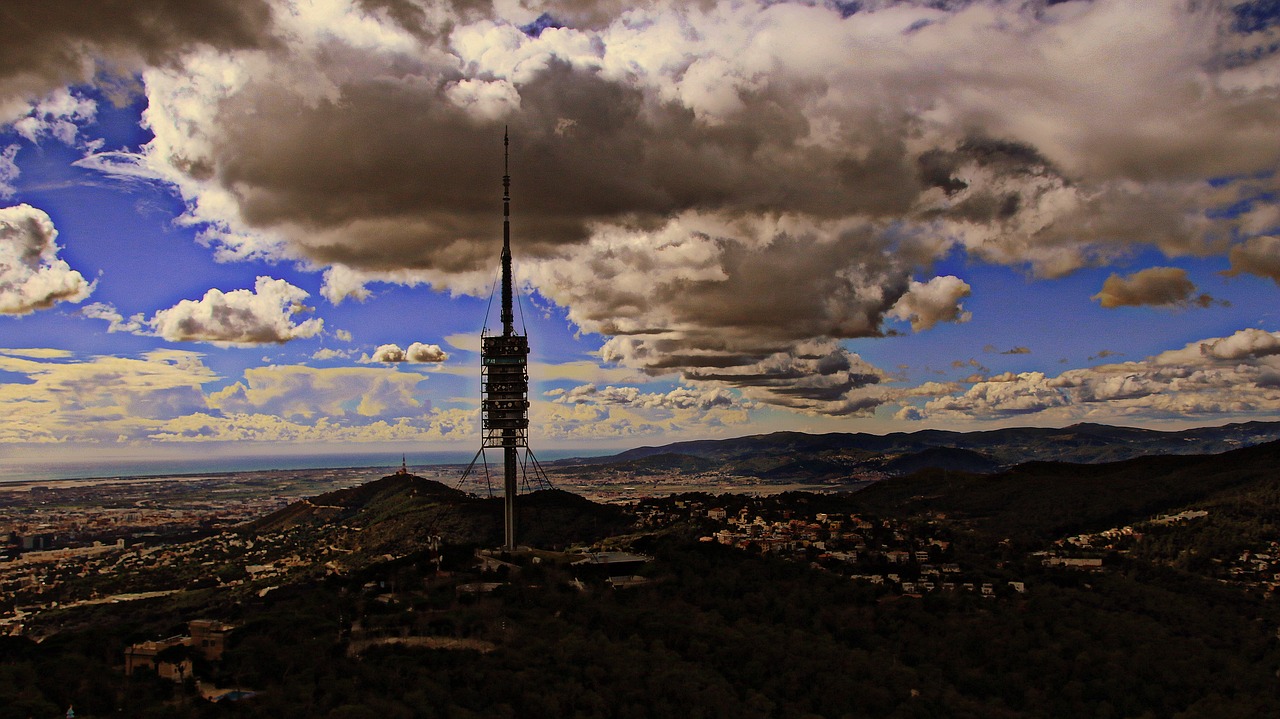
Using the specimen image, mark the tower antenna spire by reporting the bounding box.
[501,126,513,337]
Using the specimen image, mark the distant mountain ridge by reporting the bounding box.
[554,421,1280,482]
[846,437,1280,541]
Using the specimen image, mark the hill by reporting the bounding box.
[847,437,1280,541]
[554,420,1280,482]
[249,472,631,554]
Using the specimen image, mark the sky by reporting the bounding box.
[3,0,1280,468]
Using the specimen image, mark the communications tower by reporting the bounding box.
[468,129,546,550]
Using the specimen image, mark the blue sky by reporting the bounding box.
[3,0,1280,468]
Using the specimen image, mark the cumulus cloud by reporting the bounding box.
[918,371,1071,418]
[887,275,972,331]
[148,276,323,345]
[904,328,1280,422]
[362,342,449,363]
[1092,267,1218,309]
[0,203,93,314]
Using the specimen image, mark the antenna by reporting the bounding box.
[501,126,513,337]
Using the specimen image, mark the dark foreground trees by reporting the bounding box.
[7,536,1279,718]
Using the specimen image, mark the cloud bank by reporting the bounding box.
[0,347,469,445]
[905,328,1280,422]
[8,0,1280,422]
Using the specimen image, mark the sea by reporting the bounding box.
[0,449,609,485]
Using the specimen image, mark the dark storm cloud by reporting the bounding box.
[135,0,1275,282]
[204,57,922,275]
[0,0,274,112]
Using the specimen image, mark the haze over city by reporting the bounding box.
[4,0,1280,471]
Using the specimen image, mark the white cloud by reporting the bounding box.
[365,344,407,363]
[361,342,449,364]
[0,145,18,198]
[918,371,1071,418]
[10,89,97,145]
[406,342,448,363]
[148,276,323,346]
[311,347,350,361]
[81,302,145,333]
[321,264,373,304]
[0,204,93,315]
[71,151,171,184]
[887,275,972,331]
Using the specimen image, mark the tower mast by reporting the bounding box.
[501,129,513,337]
[480,127,529,551]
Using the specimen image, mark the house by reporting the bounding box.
[124,637,191,682]
[123,620,235,681]
[188,620,232,661]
